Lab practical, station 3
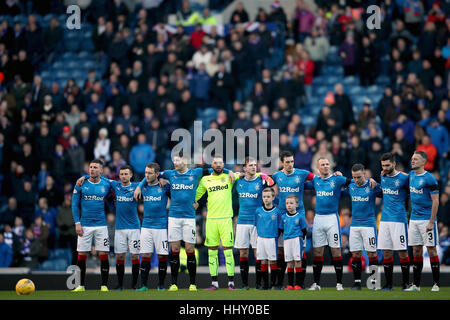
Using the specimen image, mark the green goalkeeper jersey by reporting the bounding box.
[195,173,239,219]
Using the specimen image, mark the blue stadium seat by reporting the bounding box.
[343,76,357,85]
[65,39,80,52]
[349,86,362,95]
[314,86,329,96]
[66,60,80,70]
[324,76,339,85]
[52,61,65,69]
[81,61,96,69]
[55,70,69,79]
[13,14,27,25]
[78,51,92,60]
[61,52,78,62]
[302,115,315,127]
[75,78,85,88]
[375,75,390,86]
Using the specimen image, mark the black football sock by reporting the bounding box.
[412,256,423,287]
[351,257,362,283]
[277,254,286,287]
[261,263,269,288]
[140,257,151,287]
[270,263,278,287]
[131,258,140,288]
[287,267,294,286]
[312,256,323,285]
[430,256,440,286]
[255,259,262,287]
[400,256,410,287]
[116,259,125,288]
[333,256,343,284]
[158,256,168,287]
[295,267,303,287]
[299,252,307,287]
[383,258,394,287]
[240,257,249,286]
[99,254,109,287]
[170,252,180,285]
[187,251,196,285]
[77,254,87,286]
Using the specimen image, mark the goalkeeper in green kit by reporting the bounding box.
[195,155,238,290]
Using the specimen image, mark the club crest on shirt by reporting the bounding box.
[101,187,106,193]
[365,186,371,193]
[189,176,194,181]
[158,187,162,193]
[255,184,260,191]
[295,176,300,183]
[330,181,335,188]
[394,179,400,187]
[418,179,424,187]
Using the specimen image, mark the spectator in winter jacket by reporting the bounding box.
[416,134,438,171]
[293,0,315,43]
[129,133,155,179]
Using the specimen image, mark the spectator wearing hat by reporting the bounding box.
[93,128,111,162]
[57,125,71,149]
[268,1,287,29]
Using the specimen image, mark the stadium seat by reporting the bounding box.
[343,76,357,85]
[61,52,78,62]
[349,86,362,95]
[64,39,80,52]
[55,70,69,79]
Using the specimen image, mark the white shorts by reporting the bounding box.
[140,228,169,255]
[114,229,141,254]
[256,237,277,261]
[234,224,257,249]
[377,221,408,251]
[283,237,303,262]
[168,217,196,244]
[408,220,439,247]
[77,226,109,252]
[349,226,377,252]
[312,214,341,248]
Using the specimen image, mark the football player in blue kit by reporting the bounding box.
[136,162,170,291]
[346,164,382,290]
[271,151,314,289]
[307,157,352,291]
[377,153,411,291]
[405,151,440,292]
[234,157,273,290]
[279,195,308,290]
[71,159,113,292]
[75,164,142,290]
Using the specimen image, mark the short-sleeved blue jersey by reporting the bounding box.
[280,212,307,240]
[140,168,203,219]
[235,176,264,225]
[141,181,170,229]
[347,180,381,228]
[110,180,140,230]
[272,169,313,214]
[311,175,347,215]
[409,171,439,220]
[380,172,409,223]
[255,206,282,238]
[72,179,112,227]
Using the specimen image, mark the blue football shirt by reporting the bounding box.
[235,176,265,225]
[255,206,282,238]
[409,171,439,221]
[311,175,347,215]
[347,180,382,228]
[380,172,409,223]
[141,181,170,229]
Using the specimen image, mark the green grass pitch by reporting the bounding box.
[1,287,449,300]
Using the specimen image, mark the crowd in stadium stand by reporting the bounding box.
[0,0,449,269]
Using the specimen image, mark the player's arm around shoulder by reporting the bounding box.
[71,185,83,236]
